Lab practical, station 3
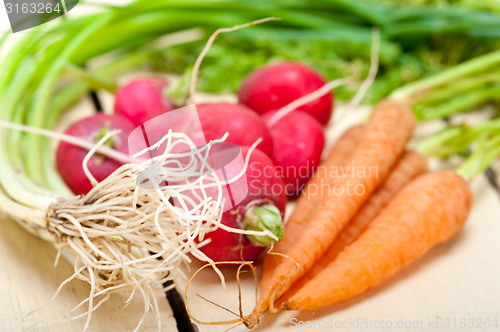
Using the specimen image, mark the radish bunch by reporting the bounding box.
[56,77,177,195]
[191,61,333,261]
[239,61,331,197]
[55,60,334,263]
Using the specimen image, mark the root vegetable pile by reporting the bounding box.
[278,149,429,305]
[2,1,500,331]
[248,98,417,326]
[246,45,500,327]
[282,171,472,310]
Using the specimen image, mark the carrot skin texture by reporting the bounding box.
[249,99,416,327]
[295,124,365,221]
[278,150,428,305]
[283,171,472,310]
[259,124,364,298]
[266,126,364,260]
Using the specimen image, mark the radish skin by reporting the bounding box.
[197,103,273,157]
[263,110,325,197]
[114,77,174,126]
[56,114,135,195]
[196,147,287,263]
[238,62,334,125]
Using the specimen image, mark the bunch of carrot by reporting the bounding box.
[246,98,474,327]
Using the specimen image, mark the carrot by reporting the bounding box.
[248,99,415,327]
[295,124,366,222]
[282,171,472,310]
[261,124,364,278]
[258,125,364,302]
[277,150,428,305]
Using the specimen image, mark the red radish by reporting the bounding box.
[56,114,135,195]
[196,103,273,157]
[114,77,174,126]
[263,110,325,198]
[238,62,334,125]
[197,146,287,263]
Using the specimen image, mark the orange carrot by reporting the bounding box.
[295,124,366,221]
[277,150,428,305]
[260,125,365,293]
[282,171,472,310]
[248,99,415,327]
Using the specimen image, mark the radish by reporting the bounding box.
[237,61,334,125]
[197,146,287,263]
[114,77,175,126]
[56,114,135,195]
[196,102,273,157]
[263,110,325,198]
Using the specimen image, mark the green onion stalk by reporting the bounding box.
[391,49,500,182]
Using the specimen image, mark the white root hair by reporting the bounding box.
[43,130,268,331]
[189,17,278,105]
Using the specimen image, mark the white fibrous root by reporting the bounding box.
[44,130,269,331]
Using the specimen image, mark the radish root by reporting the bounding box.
[189,17,278,104]
[184,261,258,327]
[32,130,270,331]
[265,250,299,314]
